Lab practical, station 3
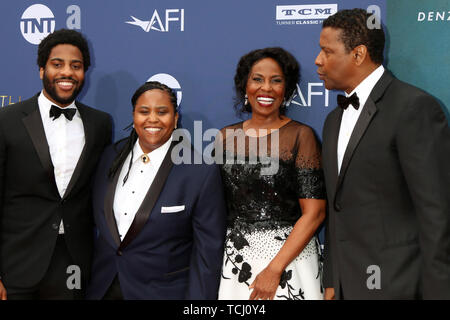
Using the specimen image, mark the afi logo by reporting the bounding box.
[126,9,184,32]
[20,4,82,45]
[289,83,330,107]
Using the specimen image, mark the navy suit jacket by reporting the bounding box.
[87,139,227,299]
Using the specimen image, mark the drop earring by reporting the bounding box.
[244,94,248,105]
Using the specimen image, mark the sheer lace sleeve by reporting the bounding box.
[294,125,326,199]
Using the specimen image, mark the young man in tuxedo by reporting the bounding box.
[316,9,450,299]
[0,29,112,299]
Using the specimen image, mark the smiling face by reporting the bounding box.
[246,57,286,119]
[315,27,356,93]
[133,89,178,154]
[40,44,85,107]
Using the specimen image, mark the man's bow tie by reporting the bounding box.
[49,105,76,121]
[337,93,360,110]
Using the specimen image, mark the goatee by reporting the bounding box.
[42,73,84,106]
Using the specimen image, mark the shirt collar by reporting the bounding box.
[132,135,173,166]
[347,65,385,110]
[38,90,77,113]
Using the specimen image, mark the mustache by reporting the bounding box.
[53,77,79,84]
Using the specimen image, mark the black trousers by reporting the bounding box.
[7,235,83,300]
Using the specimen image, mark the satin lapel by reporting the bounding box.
[335,70,394,192]
[326,108,343,190]
[63,103,93,198]
[22,97,56,186]
[119,142,175,250]
[336,99,377,191]
[104,155,123,247]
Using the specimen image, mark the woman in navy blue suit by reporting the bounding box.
[87,81,227,300]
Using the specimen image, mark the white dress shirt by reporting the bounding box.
[113,136,172,241]
[337,65,385,173]
[38,91,85,233]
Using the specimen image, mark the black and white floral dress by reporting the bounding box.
[216,120,325,300]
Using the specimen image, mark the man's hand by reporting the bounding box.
[0,280,7,300]
[324,287,335,300]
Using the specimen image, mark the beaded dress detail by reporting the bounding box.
[217,120,325,300]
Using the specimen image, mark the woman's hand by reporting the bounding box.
[248,265,282,300]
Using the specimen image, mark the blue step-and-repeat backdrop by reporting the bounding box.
[1,1,449,244]
[1,1,449,139]
[1,0,391,142]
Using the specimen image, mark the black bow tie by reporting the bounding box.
[49,105,76,121]
[337,93,360,110]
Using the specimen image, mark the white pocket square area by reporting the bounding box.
[161,205,185,213]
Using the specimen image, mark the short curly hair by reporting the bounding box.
[37,29,91,71]
[323,8,385,64]
[234,47,300,116]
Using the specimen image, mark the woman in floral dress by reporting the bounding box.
[217,47,326,300]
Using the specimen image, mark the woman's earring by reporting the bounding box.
[244,94,248,105]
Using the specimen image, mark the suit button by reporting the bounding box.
[117,250,122,256]
[334,203,341,211]
[52,223,59,230]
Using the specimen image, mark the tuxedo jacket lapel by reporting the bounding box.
[104,156,122,247]
[119,142,175,250]
[336,100,377,191]
[103,141,176,249]
[336,70,394,193]
[326,108,343,194]
[21,96,57,188]
[64,103,94,198]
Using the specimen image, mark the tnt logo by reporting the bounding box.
[20,4,55,45]
[147,73,182,106]
[20,4,82,45]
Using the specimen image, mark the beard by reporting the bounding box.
[42,72,84,106]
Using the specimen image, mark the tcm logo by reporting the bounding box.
[126,9,184,32]
[147,73,182,106]
[20,4,81,45]
[276,4,337,20]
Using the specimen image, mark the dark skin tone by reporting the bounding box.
[315,27,380,300]
[133,89,178,153]
[0,43,87,300]
[238,57,326,300]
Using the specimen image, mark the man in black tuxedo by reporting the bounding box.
[316,9,450,299]
[0,29,112,299]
